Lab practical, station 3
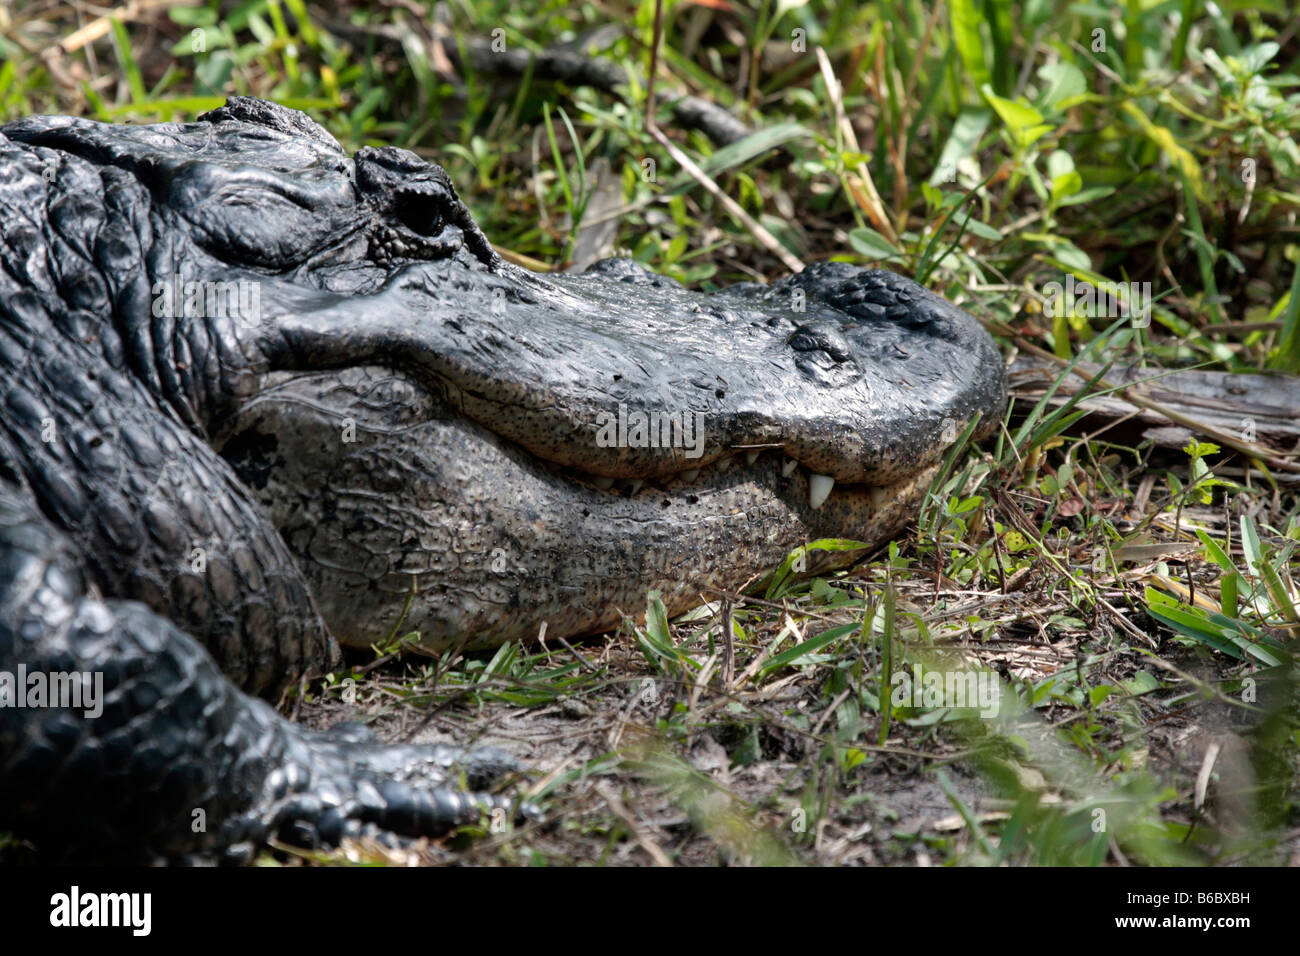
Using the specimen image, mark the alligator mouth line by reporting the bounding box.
[227,369,912,515]
[556,443,893,513]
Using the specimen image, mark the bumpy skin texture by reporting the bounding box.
[0,98,1004,859]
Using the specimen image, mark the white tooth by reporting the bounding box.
[808,473,834,510]
[744,450,760,466]
[716,457,732,473]
[627,479,644,495]
[782,457,798,477]
[870,486,886,509]
[680,468,700,483]
[593,476,614,490]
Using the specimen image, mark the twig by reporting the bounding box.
[1013,337,1300,474]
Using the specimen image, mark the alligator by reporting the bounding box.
[0,97,1005,861]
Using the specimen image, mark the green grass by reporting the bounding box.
[3,0,1298,865]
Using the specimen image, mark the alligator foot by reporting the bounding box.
[0,483,529,862]
[217,724,532,864]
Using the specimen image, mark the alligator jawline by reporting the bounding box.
[220,365,931,653]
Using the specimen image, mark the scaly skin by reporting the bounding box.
[0,97,1004,859]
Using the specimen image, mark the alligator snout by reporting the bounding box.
[221,251,1004,652]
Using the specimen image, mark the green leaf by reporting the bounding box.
[695,122,811,180]
[1239,515,1264,577]
[765,539,873,599]
[950,0,990,90]
[759,623,859,676]
[1144,592,1245,660]
[1239,41,1280,75]
[1026,234,1093,271]
[1089,685,1116,707]
[1002,530,1033,553]
[1221,571,1240,618]
[1046,149,1081,205]
[1121,101,1203,199]
[636,591,687,667]
[1145,589,1286,665]
[956,214,1003,241]
[848,228,904,261]
[981,85,1053,149]
[1036,62,1086,113]
[1194,529,1236,573]
[1258,561,1300,629]
[930,109,990,187]
[1121,671,1162,695]
[1054,185,1116,207]
[1269,253,1300,372]
[839,747,867,772]
[168,6,218,26]
[109,18,147,105]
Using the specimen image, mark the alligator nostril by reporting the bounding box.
[789,323,853,362]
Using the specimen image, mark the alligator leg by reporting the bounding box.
[0,479,525,861]
[0,325,528,860]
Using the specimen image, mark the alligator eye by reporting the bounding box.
[395,190,446,237]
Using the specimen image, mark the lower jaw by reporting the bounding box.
[220,368,936,653]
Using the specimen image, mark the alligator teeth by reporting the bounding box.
[680,468,700,483]
[744,450,760,466]
[808,473,835,510]
[781,457,798,478]
[593,476,615,490]
[626,479,644,495]
[716,457,732,473]
[870,486,887,509]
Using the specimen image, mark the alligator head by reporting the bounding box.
[4,97,1005,653]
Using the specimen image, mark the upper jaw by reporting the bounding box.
[270,251,1006,490]
[239,245,1004,497]
[380,262,1007,488]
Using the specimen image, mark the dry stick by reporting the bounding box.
[700,584,867,628]
[649,128,803,273]
[689,651,720,719]
[988,509,1009,594]
[597,783,673,866]
[558,636,601,675]
[904,3,947,103]
[643,0,803,273]
[1098,597,1158,649]
[720,597,736,692]
[809,688,852,738]
[1013,337,1300,475]
[816,46,898,245]
[54,0,176,54]
[644,0,664,131]
[896,3,947,230]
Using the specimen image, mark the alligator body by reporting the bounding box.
[0,98,1004,860]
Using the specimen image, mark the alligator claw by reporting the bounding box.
[219,733,535,860]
